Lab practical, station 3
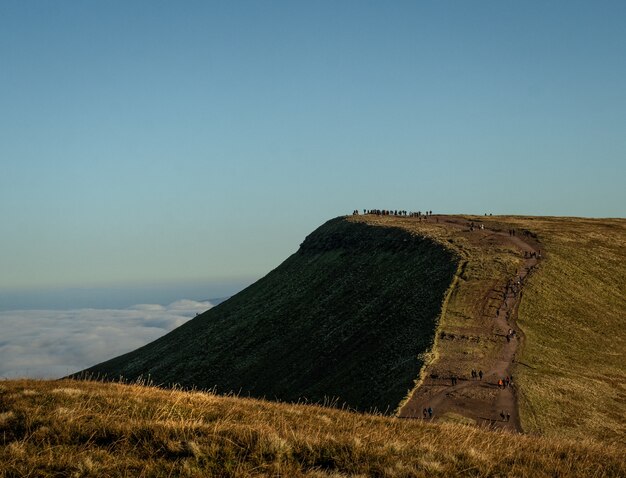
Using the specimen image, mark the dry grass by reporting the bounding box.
[503,216,626,443]
[1,379,623,477]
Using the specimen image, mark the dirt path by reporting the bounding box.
[398,216,541,432]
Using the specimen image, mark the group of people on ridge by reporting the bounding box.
[352,209,434,217]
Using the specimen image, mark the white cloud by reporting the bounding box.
[0,300,212,379]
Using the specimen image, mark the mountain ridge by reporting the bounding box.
[76,217,459,412]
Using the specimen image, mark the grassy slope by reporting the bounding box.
[507,217,626,443]
[79,218,458,412]
[1,379,623,477]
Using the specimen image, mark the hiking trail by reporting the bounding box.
[397,216,541,432]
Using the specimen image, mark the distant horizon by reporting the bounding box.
[0,298,217,379]
[0,278,253,379]
[0,277,255,311]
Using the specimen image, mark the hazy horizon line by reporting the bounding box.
[0,277,256,311]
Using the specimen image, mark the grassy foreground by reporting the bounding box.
[1,379,624,477]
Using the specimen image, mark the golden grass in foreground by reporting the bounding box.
[1,379,624,477]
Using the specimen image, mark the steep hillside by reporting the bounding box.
[78,218,458,412]
[2,379,623,477]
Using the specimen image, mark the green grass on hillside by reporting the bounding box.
[1,379,623,477]
[79,218,458,412]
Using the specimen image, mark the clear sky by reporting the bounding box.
[1,1,625,293]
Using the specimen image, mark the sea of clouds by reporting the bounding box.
[0,299,212,379]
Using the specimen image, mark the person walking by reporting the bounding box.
[428,406,433,418]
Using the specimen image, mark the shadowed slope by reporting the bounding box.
[78,218,458,412]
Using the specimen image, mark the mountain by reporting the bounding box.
[75,214,626,443]
[77,217,458,412]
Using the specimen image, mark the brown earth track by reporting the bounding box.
[394,216,541,432]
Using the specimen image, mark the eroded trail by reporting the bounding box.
[398,217,541,432]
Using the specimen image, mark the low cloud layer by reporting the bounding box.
[0,300,212,379]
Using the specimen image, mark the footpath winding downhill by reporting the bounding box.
[396,216,541,432]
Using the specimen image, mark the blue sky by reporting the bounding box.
[2,1,625,294]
